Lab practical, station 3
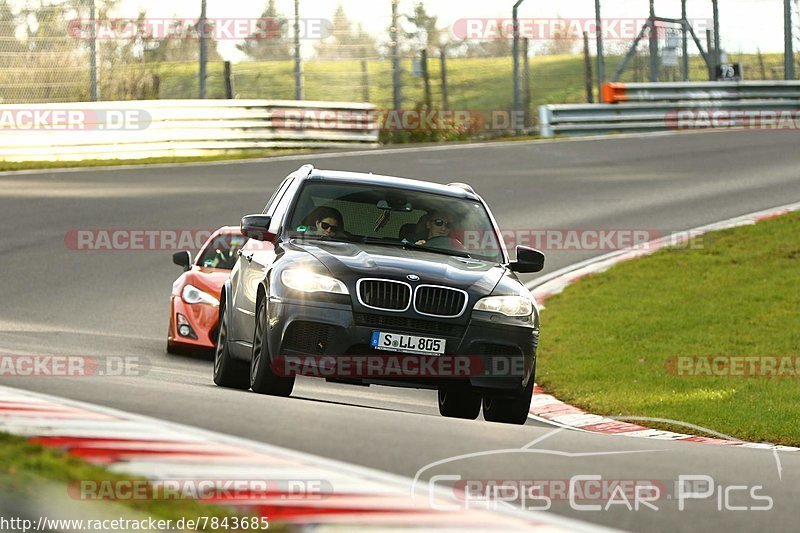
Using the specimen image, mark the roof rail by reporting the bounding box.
[446,182,476,194]
[298,164,315,176]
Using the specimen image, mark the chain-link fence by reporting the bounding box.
[1,0,799,119]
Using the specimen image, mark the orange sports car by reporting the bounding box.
[167,227,246,354]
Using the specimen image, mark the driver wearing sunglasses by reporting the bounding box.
[415,211,454,245]
[309,206,344,237]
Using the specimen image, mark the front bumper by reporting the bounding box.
[168,296,220,350]
[265,297,537,394]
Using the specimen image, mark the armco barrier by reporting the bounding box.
[539,81,800,138]
[602,81,800,103]
[0,99,379,162]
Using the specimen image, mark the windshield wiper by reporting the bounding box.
[362,238,471,258]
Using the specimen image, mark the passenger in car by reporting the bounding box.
[415,211,454,245]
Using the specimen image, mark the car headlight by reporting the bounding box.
[181,284,220,306]
[474,295,533,317]
[281,269,349,295]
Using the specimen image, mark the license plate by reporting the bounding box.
[371,331,445,356]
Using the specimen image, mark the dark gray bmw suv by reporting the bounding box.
[213,165,545,424]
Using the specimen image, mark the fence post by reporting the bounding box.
[361,59,370,102]
[440,47,449,111]
[89,0,99,101]
[595,0,604,102]
[583,31,594,103]
[224,62,234,99]
[391,0,402,110]
[421,49,432,109]
[522,38,531,128]
[294,0,304,100]
[199,0,207,99]
[785,0,796,79]
[648,1,659,82]
[706,29,714,80]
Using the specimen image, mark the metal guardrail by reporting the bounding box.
[539,82,800,138]
[0,99,379,162]
[602,81,800,103]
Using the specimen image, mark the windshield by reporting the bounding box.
[285,181,504,262]
[196,232,247,270]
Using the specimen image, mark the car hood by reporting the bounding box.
[181,267,230,296]
[293,240,505,295]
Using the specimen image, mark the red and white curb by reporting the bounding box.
[526,201,800,453]
[0,385,601,532]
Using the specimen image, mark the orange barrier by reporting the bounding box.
[602,82,627,103]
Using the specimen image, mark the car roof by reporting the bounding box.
[306,169,480,201]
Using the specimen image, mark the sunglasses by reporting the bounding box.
[320,222,339,232]
[432,219,453,229]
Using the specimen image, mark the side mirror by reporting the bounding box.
[509,246,545,274]
[173,251,192,271]
[241,214,276,242]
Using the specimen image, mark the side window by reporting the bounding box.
[263,178,293,216]
[269,179,301,234]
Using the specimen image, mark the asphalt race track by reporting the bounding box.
[2,130,800,532]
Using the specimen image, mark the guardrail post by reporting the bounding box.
[538,106,554,138]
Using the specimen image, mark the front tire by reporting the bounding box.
[213,305,249,389]
[250,298,295,397]
[438,388,481,419]
[482,377,534,425]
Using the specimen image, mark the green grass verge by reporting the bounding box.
[537,212,800,446]
[0,432,279,530]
